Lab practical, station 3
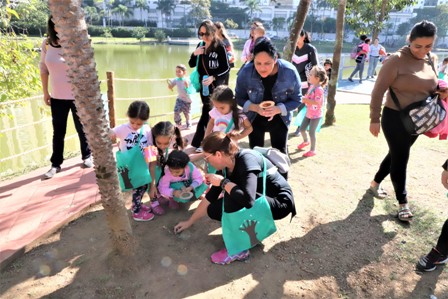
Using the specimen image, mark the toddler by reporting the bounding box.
[167,64,192,129]
[158,150,207,208]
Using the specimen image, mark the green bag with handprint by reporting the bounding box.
[221,154,277,256]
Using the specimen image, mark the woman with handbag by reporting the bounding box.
[368,20,448,222]
[174,132,296,265]
[188,20,231,153]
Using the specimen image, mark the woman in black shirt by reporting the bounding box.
[174,132,296,265]
[189,20,230,152]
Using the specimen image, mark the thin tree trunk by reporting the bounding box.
[324,0,347,126]
[283,0,312,62]
[48,0,137,257]
[372,0,388,41]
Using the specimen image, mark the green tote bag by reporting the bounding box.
[116,128,152,191]
[189,42,204,92]
[221,154,277,256]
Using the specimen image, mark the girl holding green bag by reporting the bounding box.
[174,132,296,265]
[110,101,154,222]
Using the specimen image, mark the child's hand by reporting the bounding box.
[205,173,224,187]
[173,190,182,198]
[185,186,193,192]
[149,184,158,199]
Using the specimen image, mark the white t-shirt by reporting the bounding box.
[209,108,246,133]
[112,123,153,153]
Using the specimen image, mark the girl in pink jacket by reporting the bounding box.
[158,150,208,208]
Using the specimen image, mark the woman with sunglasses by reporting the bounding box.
[174,132,296,265]
[189,19,231,153]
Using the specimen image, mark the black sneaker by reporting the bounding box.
[416,248,448,272]
[348,78,354,82]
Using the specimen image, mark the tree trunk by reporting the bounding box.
[324,0,347,126]
[283,0,312,62]
[48,0,137,257]
[372,0,388,41]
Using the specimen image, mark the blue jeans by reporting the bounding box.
[367,56,380,78]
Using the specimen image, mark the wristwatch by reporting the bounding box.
[220,178,231,189]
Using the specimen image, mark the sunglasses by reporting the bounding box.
[198,32,209,37]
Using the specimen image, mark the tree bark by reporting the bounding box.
[283,0,312,62]
[325,0,347,126]
[372,0,388,41]
[48,0,137,257]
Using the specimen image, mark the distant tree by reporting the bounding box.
[244,0,262,22]
[225,19,238,30]
[134,0,150,26]
[157,0,176,28]
[10,0,49,35]
[272,17,285,35]
[190,0,211,27]
[395,21,411,35]
[84,5,101,25]
[132,27,149,41]
[112,4,133,26]
[323,17,336,33]
[210,1,246,27]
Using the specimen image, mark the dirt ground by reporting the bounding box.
[1,105,447,299]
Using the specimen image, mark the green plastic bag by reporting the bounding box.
[116,128,152,191]
[189,42,203,93]
[221,154,277,256]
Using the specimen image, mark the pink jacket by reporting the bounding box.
[158,163,204,198]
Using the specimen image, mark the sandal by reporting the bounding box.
[397,206,413,222]
[368,185,387,199]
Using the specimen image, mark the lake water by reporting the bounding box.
[0,43,241,177]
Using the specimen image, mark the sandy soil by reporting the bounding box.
[0,105,447,299]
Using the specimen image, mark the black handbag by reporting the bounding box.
[388,53,446,135]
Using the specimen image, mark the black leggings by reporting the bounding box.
[436,219,448,255]
[191,93,211,148]
[249,114,289,154]
[373,107,418,204]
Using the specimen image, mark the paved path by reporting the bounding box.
[0,91,373,271]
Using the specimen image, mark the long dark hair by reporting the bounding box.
[47,15,58,45]
[127,100,150,121]
[197,19,221,53]
[151,121,184,169]
[210,85,241,130]
[300,29,310,43]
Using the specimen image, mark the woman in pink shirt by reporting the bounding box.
[39,16,91,179]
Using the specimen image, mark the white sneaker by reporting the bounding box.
[44,167,61,179]
[195,147,203,153]
[83,157,93,168]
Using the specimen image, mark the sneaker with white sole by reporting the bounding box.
[83,157,93,168]
[417,247,448,272]
[132,210,155,222]
[44,166,61,179]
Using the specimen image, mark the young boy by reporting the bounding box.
[167,64,192,129]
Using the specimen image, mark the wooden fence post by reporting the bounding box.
[107,71,116,144]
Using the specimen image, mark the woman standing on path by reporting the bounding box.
[174,132,296,265]
[39,16,92,179]
[189,20,230,153]
[235,38,301,169]
[366,38,382,79]
[368,20,448,222]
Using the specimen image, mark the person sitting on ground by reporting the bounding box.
[174,132,296,265]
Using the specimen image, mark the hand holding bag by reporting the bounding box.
[221,153,277,256]
[389,53,446,135]
[189,42,204,92]
[116,128,152,191]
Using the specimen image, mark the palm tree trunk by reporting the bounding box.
[283,0,312,62]
[324,0,347,126]
[48,0,137,257]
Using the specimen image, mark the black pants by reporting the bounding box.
[249,114,289,154]
[50,99,91,168]
[207,191,295,222]
[436,220,448,255]
[373,107,418,204]
[191,92,211,148]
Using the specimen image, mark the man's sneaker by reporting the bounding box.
[132,210,155,222]
[83,157,93,168]
[417,247,448,272]
[44,166,61,179]
[195,147,203,153]
[211,248,250,265]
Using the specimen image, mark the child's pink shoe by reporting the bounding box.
[297,141,310,150]
[132,210,155,222]
[210,248,250,265]
[303,150,316,157]
[140,204,151,212]
[151,200,165,215]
